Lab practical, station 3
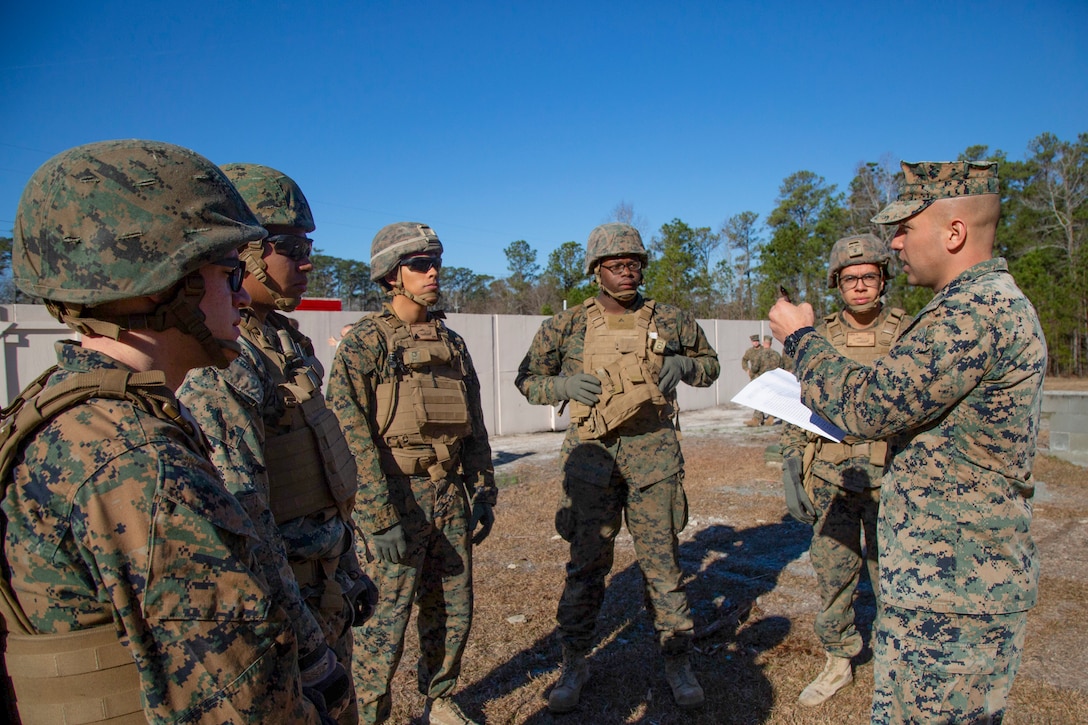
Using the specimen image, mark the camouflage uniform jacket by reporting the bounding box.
[750,346,782,377]
[781,305,912,490]
[2,342,316,723]
[515,294,720,487]
[791,259,1045,615]
[326,304,497,534]
[741,346,760,378]
[178,309,341,659]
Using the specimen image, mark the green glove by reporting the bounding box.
[556,373,602,405]
[370,523,407,564]
[658,355,695,395]
[782,456,817,524]
[470,501,495,545]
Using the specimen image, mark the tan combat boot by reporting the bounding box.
[548,650,590,713]
[664,654,705,709]
[798,653,853,707]
[744,416,761,427]
[423,696,477,725]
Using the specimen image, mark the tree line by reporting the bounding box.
[1,131,1084,375]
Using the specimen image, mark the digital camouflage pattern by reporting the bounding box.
[872,604,1027,724]
[2,343,318,723]
[326,304,495,724]
[178,309,360,722]
[369,222,443,283]
[515,294,719,655]
[780,303,911,659]
[790,257,1044,616]
[583,222,649,274]
[13,140,264,304]
[220,163,316,232]
[871,160,999,225]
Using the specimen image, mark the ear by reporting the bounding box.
[946,218,968,253]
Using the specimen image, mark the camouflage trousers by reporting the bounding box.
[299,567,357,724]
[809,479,880,658]
[352,473,473,725]
[871,604,1028,724]
[555,471,693,656]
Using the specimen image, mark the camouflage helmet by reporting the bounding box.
[827,233,891,288]
[14,139,265,304]
[584,223,648,275]
[220,162,315,232]
[370,222,443,283]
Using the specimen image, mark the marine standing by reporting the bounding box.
[178,163,366,723]
[744,335,782,426]
[0,140,322,723]
[770,161,1045,723]
[327,222,497,725]
[515,223,720,713]
[780,233,910,707]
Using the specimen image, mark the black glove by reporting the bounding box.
[556,373,602,406]
[370,523,407,564]
[658,355,695,395]
[782,456,817,524]
[345,573,379,626]
[470,500,495,545]
[300,647,351,723]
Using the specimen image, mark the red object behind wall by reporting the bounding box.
[294,298,342,312]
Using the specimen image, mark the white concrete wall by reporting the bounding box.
[0,305,779,436]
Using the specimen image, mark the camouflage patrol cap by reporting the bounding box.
[763,335,773,343]
[370,222,443,283]
[828,233,891,288]
[584,223,648,275]
[220,163,315,232]
[872,160,999,224]
[749,334,759,342]
[14,139,265,304]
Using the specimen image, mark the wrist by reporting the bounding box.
[784,326,816,358]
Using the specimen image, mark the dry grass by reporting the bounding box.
[376,419,1088,724]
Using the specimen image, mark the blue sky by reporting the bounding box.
[2,1,1086,279]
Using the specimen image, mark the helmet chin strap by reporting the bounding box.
[388,266,440,307]
[240,241,301,312]
[594,268,639,302]
[50,273,237,369]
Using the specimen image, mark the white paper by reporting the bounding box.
[730,368,846,442]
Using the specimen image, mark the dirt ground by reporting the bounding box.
[378,393,1088,724]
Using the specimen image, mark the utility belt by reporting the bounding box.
[4,623,143,724]
[379,441,461,485]
[814,439,888,468]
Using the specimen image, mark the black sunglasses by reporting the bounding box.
[212,258,245,292]
[267,234,314,261]
[400,255,442,274]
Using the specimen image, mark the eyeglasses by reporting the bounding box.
[838,272,882,289]
[267,234,313,261]
[401,255,442,274]
[212,258,245,293]
[600,260,643,274]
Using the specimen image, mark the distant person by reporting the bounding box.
[327,222,496,725]
[741,333,761,377]
[745,335,782,426]
[515,223,720,713]
[770,161,1045,723]
[0,140,321,723]
[331,322,356,350]
[780,233,910,707]
[179,163,367,723]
